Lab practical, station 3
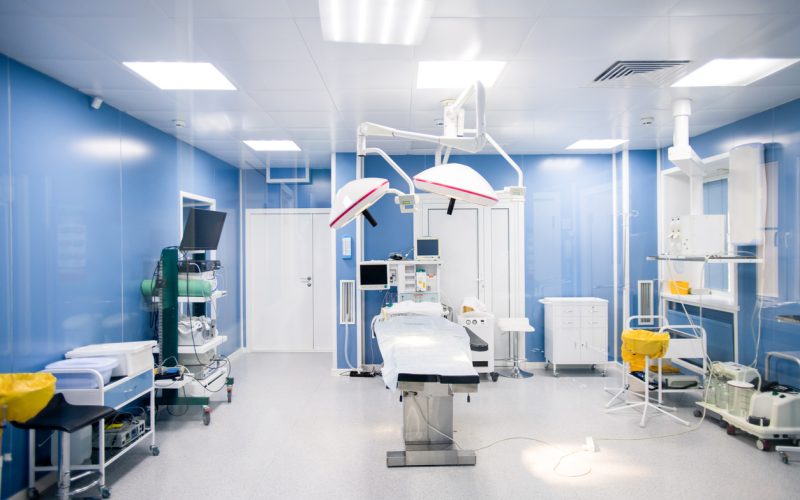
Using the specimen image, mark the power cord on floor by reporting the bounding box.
[409,395,592,478]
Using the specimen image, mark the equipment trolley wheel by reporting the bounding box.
[100,486,112,499]
[780,452,789,464]
[490,372,499,382]
[26,488,39,499]
[693,409,703,418]
[756,439,772,451]
[202,405,212,426]
[227,386,233,403]
[150,445,160,456]
[726,424,736,435]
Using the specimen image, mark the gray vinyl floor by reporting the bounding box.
[97,352,799,499]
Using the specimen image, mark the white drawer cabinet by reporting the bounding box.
[541,297,608,377]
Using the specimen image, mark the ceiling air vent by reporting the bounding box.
[592,60,690,87]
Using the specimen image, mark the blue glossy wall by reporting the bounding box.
[242,167,330,209]
[656,97,800,386]
[0,55,242,498]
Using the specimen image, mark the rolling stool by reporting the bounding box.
[12,393,115,499]
[496,318,535,379]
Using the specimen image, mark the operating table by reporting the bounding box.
[374,314,488,467]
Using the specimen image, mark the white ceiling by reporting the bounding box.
[1,0,800,169]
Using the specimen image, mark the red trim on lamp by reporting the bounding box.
[414,178,499,202]
[329,180,389,228]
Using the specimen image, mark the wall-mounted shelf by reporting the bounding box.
[661,292,739,313]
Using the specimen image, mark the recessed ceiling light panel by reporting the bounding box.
[319,0,434,45]
[243,140,301,152]
[672,58,800,87]
[417,61,507,89]
[566,139,628,150]
[123,62,236,90]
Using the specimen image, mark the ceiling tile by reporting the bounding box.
[544,0,681,17]
[330,89,411,112]
[496,59,612,89]
[156,0,294,18]
[55,16,204,61]
[433,0,550,18]
[216,60,326,91]
[30,60,152,93]
[270,111,338,128]
[517,16,670,61]
[668,0,800,16]
[250,90,337,112]
[26,0,167,18]
[172,91,263,112]
[316,59,417,90]
[667,15,794,60]
[85,89,179,113]
[0,15,108,60]
[294,18,415,62]
[192,19,311,62]
[413,18,534,60]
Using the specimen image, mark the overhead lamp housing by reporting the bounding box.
[319,0,434,45]
[672,58,800,87]
[123,62,236,90]
[413,163,498,207]
[329,178,390,229]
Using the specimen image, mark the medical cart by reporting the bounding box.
[30,367,158,499]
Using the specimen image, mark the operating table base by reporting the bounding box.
[388,379,478,467]
[387,446,476,467]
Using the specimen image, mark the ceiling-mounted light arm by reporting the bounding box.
[365,147,415,194]
[444,81,486,149]
[667,98,705,178]
[486,133,523,188]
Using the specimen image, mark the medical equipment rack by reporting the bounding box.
[151,248,234,426]
[696,351,800,457]
[30,367,158,499]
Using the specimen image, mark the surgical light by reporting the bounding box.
[243,140,301,152]
[319,0,434,46]
[329,178,390,229]
[566,139,628,151]
[122,62,236,90]
[672,58,800,87]
[417,61,507,89]
[413,163,499,210]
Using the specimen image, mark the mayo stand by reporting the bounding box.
[496,318,535,379]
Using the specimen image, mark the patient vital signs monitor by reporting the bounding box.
[359,262,390,290]
[415,237,439,260]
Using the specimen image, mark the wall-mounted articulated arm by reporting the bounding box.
[486,133,523,188]
[365,147,414,194]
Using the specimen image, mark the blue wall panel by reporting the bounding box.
[0,56,243,498]
[243,167,331,209]
[628,150,659,326]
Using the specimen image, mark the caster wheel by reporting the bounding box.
[693,409,703,418]
[227,389,232,403]
[545,362,550,370]
[490,372,499,382]
[756,439,771,451]
[100,486,111,499]
[591,364,596,371]
[726,424,736,436]
[27,487,39,499]
[150,445,160,456]
[553,372,559,378]
[780,452,789,464]
[602,370,607,377]
[203,412,211,426]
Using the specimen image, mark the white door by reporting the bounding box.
[247,211,332,352]
[423,204,484,308]
[311,213,333,351]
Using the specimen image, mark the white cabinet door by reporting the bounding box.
[247,213,315,351]
[555,328,582,364]
[582,327,608,364]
